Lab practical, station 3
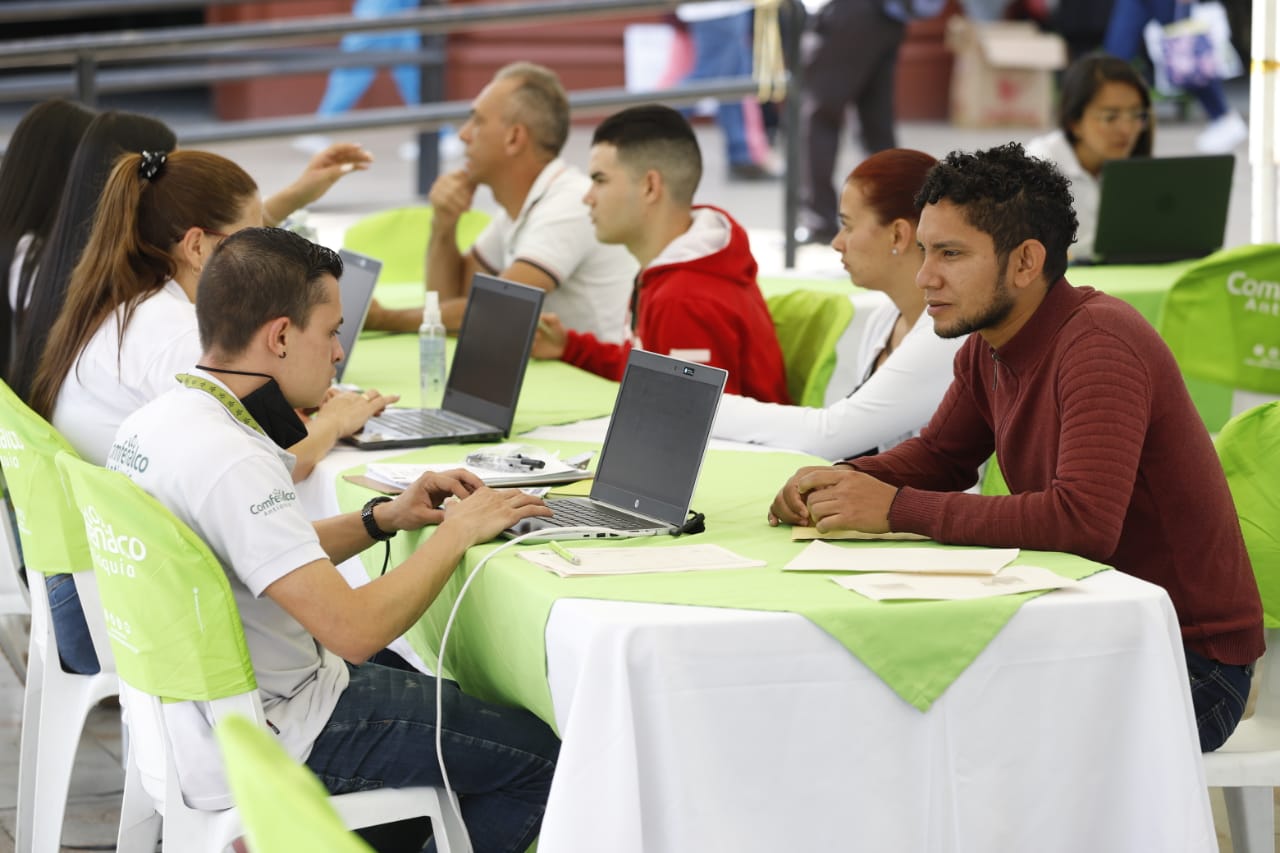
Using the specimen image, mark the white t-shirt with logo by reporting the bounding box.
[109,372,344,809]
[471,158,637,343]
[53,279,201,465]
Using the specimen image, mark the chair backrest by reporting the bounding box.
[1216,401,1280,629]
[0,379,91,577]
[215,714,375,853]
[342,205,492,285]
[54,452,256,702]
[1157,243,1280,414]
[765,289,856,407]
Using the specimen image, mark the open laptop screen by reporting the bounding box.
[590,351,727,526]
[442,274,544,431]
[334,249,381,383]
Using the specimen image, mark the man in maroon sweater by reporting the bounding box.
[769,143,1263,751]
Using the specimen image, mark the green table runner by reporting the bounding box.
[337,443,1108,725]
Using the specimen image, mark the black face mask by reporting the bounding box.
[197,365,309,450]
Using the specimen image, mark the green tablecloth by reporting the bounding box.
[337,442,1108,726]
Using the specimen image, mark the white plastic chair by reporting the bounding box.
[55,452,473,853]
[1202,401,1280,853]
[0,492,30,681]
[1203,628,1280,853]
[1,380,121,853]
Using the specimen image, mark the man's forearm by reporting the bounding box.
[426,223,466,299]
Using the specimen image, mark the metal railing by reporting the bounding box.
[1,0,805,263]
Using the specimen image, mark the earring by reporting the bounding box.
[891,248,899,256]
[279,351,287,359]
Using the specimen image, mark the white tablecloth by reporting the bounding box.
[539,571,1215,853]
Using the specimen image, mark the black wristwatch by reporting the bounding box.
[361,496,395,541]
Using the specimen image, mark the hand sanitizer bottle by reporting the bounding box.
[419,292,446,410]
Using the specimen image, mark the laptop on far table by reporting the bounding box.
[1090,154,1234,265]
[335,249,381,384]
[505,349,728,541]
[343,274,545,450]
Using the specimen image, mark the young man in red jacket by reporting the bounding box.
[531,104,790,404]
[769,143,1263,752]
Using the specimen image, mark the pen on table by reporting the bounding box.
[548,541,581,566]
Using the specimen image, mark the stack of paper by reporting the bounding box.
[518,544,766,578]
[791,527,929,542]
[782,541,1076,601]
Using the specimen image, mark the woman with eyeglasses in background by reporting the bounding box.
[1025,54,1153,264]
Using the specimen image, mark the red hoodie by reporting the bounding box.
[561,206,790,404]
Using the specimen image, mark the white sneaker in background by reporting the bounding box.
[1196,111,1248,154]
[291,134,333,156]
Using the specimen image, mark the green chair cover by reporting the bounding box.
[766,289,856,408]
[0,380,90,577]
[342,205,492,285]
[1157,243,1280,394]
[55,452,256,703]
[216,714,374,853]
[1216,401,1280,628]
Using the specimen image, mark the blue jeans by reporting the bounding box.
[45,573,100,675]
[1103,0,1229,119]
[317,0,422,115]
[684,11,755,165]
[305,661,559,853]
[1186,646,1253,752]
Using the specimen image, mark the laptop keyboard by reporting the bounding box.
[547,499,661,531]
[368,409,478,437]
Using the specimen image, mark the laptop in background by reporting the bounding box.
[1091,155,1234,265]
[505,350,728,541]
[335,249,381,384]
[343,274,545,450]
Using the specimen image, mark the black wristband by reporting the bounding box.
[361,496,395,541]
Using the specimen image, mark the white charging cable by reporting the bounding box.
[433,526,620,815]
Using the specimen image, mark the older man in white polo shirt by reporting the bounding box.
[369,62,637,341]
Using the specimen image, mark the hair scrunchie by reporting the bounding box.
[138,150,167,182]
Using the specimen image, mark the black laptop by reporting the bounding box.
[343,274,544,450]
[1091,155,1235,264]
[335,249,381,384]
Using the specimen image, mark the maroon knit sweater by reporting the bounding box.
[848,280,1264,665]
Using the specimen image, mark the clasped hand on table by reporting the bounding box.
[768,465,898,534]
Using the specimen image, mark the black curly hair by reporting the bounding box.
[915,143,1078,283]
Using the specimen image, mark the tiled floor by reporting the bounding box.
[0,79,1265,851]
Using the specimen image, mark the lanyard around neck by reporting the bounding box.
[176,373,266,436]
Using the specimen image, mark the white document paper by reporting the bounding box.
[782,540,1020,575]
[518,544,766,578]
[832,565,1077,601]
[366,444,586,489]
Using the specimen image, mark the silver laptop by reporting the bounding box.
[335,249,381,384]
[343,274,545,450]
[505,350,728,540]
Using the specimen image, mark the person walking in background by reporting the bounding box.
[1103,0,1247,153]
[796,0,908,244]
[676,2,778,181]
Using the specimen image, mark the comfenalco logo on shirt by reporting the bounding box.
[83,504,146,578]
[0,428,22,473]
[107,434,150,474]
[250,488,296,517]
[1226,270,1280,317]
